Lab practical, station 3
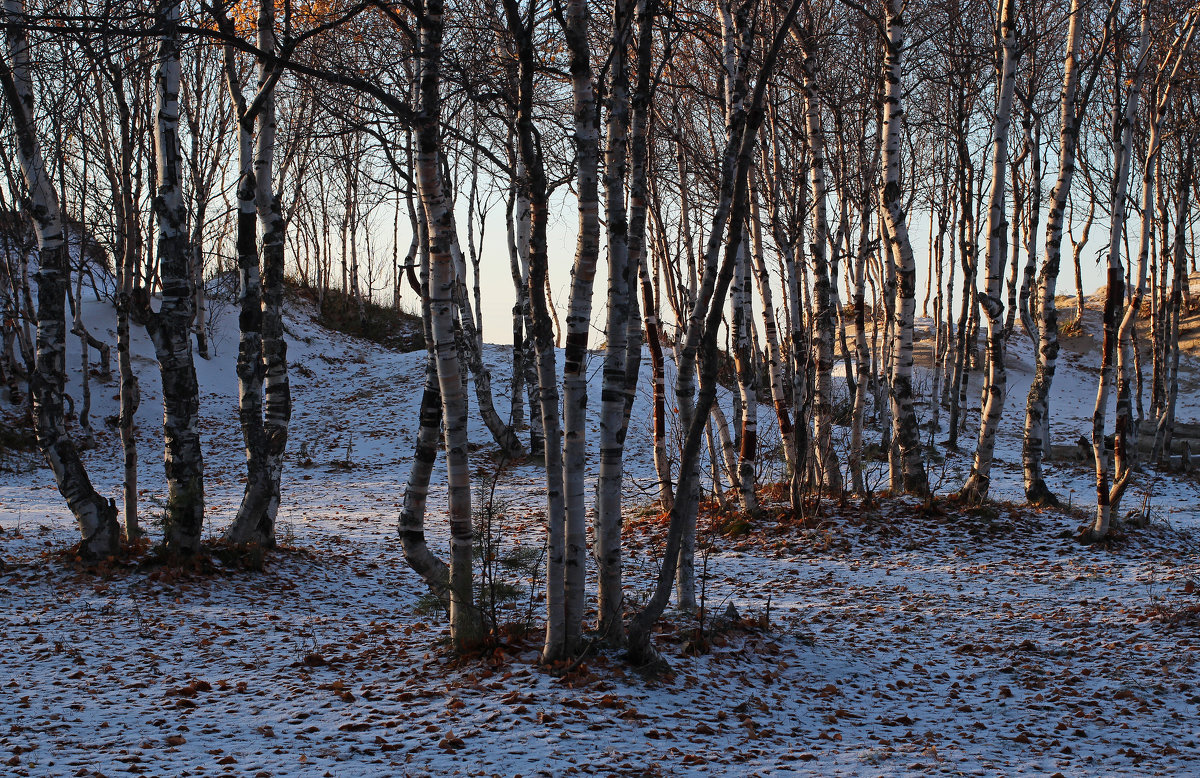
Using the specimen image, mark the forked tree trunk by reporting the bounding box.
[626,0,802,665]
[668,0,749,612]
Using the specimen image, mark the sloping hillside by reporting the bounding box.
[0,291,1197,776]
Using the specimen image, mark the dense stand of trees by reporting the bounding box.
[3,0,1200,661]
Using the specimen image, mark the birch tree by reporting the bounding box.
[1022,0,1112,506]
[1088,0,1148,541]
[878,0,929,496]
[959,0,1019,504]
[414,0,479,648]
[144,0,205,553]
[0,0,119,557]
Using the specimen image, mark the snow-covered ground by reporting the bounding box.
[1,290,1198,776]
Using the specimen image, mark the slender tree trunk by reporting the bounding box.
[747,165,794,471]
[415,0,479,648]
[626,0,802,665]
[879,0,929,497]
[960,0,1018,504]
[503,0,566,661]
[595,0,635,641]
[1070,199,1094,326]
[557,0,601,654]
[731,238,758,513]
[1109,17,1197,517]
[0,0,119,556]
[1016,109,1042,344]
[1090,0,1148,541]
[799,37,841,493]
[1023,0,1092,506]
[1152,154,1189,465]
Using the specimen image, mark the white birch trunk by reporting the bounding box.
[1090,0,1149,540]
[148,0,204,552]
[1109,16,1198,518]
[1,0,119,556]
[559,0,601,653]
[416,0,478,648]
[961,0,1019,503]
[879,0,928,496]
[1022,0,1086,506]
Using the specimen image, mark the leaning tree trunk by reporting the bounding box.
[878,0,929,497]
[146,0,204,553]
[447,229,524,460]
[0,0,119,557]
[625,0,802,665]
[667,0,751,612]
[415,0,479,649]
[960,0,1018,504]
